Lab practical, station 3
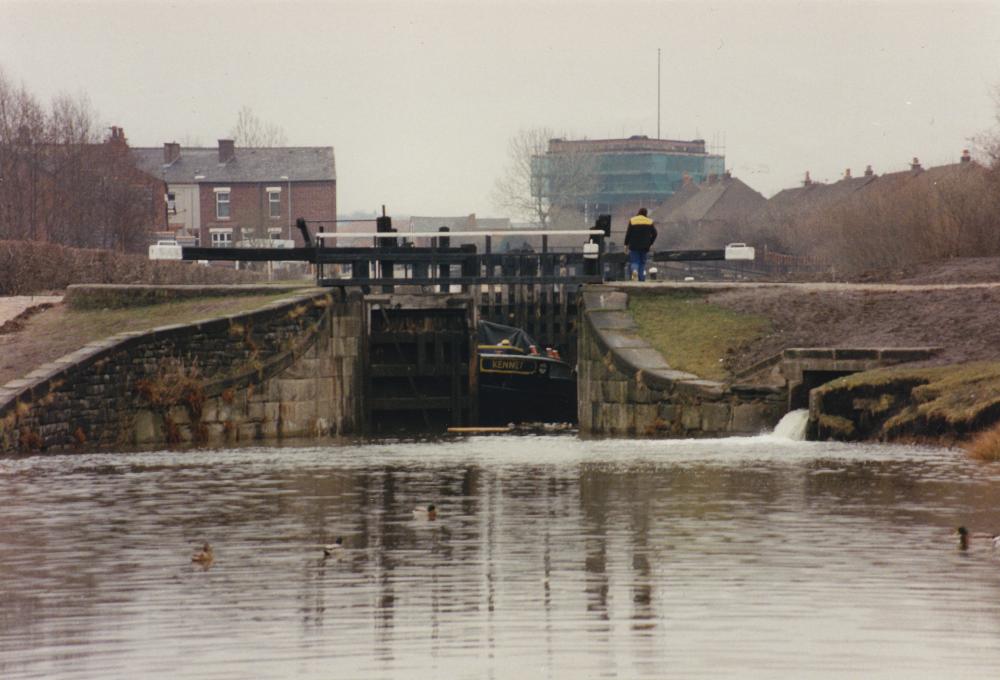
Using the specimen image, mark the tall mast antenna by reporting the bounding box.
[657,48,661,139]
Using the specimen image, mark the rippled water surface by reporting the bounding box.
[4,435,1000,678]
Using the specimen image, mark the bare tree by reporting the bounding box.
[230,105,288,148]
[0,68,160,252]
[492,127,597,228]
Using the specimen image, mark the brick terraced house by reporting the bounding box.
[132,139,336,247]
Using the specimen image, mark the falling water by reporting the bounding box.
[772,408,810,440]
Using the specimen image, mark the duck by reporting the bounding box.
[191,542,214,564]
[413,503,437,521]
[956,526,1000,550]
[323,537,344,557]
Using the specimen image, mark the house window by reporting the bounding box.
[214,188,231,219]
[166,192,177,215]
[268,227,282,241]
[210,229,232,248]
[267,188,281,218]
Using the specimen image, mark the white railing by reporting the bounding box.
[313,229,606,241]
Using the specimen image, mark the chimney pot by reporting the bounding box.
[218,139,235,163]
[108,126,127,146]
[961,149,972,163]
[803,171,812,186]
[844,168,852,179]
[911,157,922,172]
[864,164,874,177]
[164,142,181,164]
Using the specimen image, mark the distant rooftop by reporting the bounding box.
[132,142,336,183]
[548,136,711,155]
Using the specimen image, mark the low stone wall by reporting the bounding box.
[0,288,363,453]
[783,347,940,410]
[577,287,785,437]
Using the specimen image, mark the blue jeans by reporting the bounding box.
[628,250,648,281]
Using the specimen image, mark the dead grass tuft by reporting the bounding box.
[966,424,1000,461]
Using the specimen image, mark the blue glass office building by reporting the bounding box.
[537,136,726,212]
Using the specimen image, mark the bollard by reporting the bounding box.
[437,227,450,292]
[582,242,600,277]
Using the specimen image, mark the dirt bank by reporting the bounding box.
[708,283,1000,375]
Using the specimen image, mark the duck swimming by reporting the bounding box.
[191,542,214,564]
[956,526,1000,550]
[323,537,344,557]
[413,504,437,521]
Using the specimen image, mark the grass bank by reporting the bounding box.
[627,290,772,380]
[811,361,1000,444]
[0,291,308,386]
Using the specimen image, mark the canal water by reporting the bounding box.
[3,434,1000,679]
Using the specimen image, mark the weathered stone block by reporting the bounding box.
[588,311,638,332]
[602,402,634,434]
[601,333,648,350]
[201,401,219,423]
[167,405,190,425]
[731,402,783,434]
[680,406,701,431]
[204,423,226,443]
[238,423,261,441]
[603,380,629,403]
[277,379,317,403]
[700,402,732,433]
[616,347,670,371]
[634,404,660,435]
[628,379,655,404]
[675,379,727,399]
[133,410,159,444]
[582,289,628,312]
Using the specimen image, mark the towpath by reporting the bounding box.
[0,295,63,327]
[611,281,1000,292]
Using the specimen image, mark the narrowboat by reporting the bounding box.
[477,321,577,425]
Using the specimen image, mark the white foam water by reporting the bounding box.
[772,408,810,440]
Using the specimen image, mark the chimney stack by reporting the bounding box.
[864,165,874,177]
[164,142,181,164]
[803,171,812,186]
[218,139,235,164]
[844,168,852,180]
[108,126,127,146]
[910,157,922,172]
[961,149,972,163]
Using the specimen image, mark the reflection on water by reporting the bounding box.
[3,436,1000,678]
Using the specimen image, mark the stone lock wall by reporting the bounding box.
[577,287,785,437]
[0,288,364,454]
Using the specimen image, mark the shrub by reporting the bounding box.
[0,240,262,294]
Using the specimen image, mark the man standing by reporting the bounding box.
[624,207,657,281]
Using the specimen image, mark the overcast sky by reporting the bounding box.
[2,0,999,217]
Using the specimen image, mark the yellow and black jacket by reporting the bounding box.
[624,214,657,252]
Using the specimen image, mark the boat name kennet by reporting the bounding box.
[480,356,537,375]
[491,358,525,371]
